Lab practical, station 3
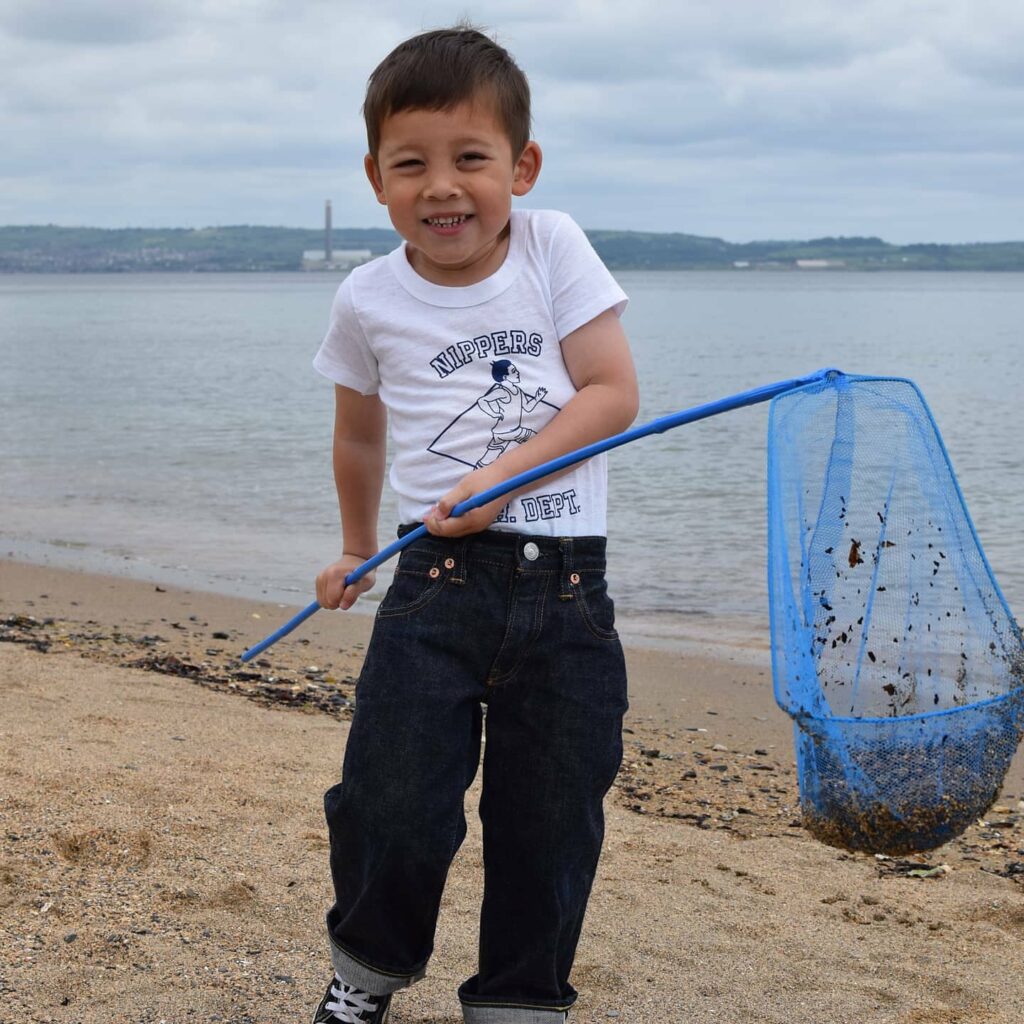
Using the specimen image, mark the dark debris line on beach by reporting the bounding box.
[5,611,1024,883]
[0,613,358,719]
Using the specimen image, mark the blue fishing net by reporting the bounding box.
[768,373,1024,854]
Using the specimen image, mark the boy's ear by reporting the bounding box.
[364,154,388,205]
[511,141,542,197]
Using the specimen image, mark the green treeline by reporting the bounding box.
[0,225,397,272]
[588,231,1024,271]
[2,224,1023,272]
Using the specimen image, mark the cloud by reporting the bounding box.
[1,0,1022,240]
[0,0,180,45]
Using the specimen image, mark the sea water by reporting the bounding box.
[2,270,1021,651]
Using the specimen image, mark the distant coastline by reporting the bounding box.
[2,223,1024,273]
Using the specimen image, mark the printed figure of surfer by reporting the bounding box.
[475,359,548,467]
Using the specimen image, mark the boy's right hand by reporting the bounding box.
[316,554,376,611]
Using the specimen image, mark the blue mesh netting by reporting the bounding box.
[768,373,1024,854]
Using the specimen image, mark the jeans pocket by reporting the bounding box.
[571,571,619,640]
[376,549,449,619]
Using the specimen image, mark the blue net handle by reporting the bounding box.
[240,367,839,662]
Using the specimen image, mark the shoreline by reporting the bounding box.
[5,560,1024,1021]
[0,538,774,662]
[0,556,776,730]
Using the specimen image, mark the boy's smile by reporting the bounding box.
[365,101,541,287]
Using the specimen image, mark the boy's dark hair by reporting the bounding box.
[363,26,531,160]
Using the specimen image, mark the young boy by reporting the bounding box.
[312,25,638,1024]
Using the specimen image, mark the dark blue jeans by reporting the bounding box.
[323,528,628,1022]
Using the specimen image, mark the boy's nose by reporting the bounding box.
[423,173,462,201]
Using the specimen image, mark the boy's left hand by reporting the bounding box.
[424,464,506,537]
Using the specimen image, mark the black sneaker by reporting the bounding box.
[312,975,392,1023]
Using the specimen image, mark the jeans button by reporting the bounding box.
[523,542,540,561]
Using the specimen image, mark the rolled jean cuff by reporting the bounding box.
[460,1002,570,1023]
[327,931,426,996]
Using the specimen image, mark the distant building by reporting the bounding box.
[795,259,846,269]
[302,199,372,270]
[303,248,372,270]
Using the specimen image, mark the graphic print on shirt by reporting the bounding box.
[427,359,560,469]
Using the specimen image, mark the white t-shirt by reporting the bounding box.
[313,208,628,537]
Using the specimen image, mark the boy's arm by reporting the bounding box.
[316,384,387,610]
[425,308,638,537]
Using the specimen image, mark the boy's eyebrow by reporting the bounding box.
[379,134,502,155]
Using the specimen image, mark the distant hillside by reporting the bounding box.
[588,230,1024,271]
[2,224,1023,272]
[0,225,399,272]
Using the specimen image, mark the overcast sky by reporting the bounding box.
[3,0,1022,242]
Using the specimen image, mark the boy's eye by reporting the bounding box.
[459,153,487,163]
[394,159,423,169]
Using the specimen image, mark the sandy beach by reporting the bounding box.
[4,558,1024,1024]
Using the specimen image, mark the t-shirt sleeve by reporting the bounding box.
[547,213,628,341]
[312,274,380,395]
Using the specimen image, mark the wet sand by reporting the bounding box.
[4,559,1024,1023]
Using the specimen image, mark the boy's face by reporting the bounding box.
[365,99,541,287]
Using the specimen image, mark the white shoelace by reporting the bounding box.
[324,978,382,1023]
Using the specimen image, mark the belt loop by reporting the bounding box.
[558,537,575,601]
[449,537,468,585]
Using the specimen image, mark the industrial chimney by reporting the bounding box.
[325,200,333,263]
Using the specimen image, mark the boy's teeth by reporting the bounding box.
[427,215,468,226]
